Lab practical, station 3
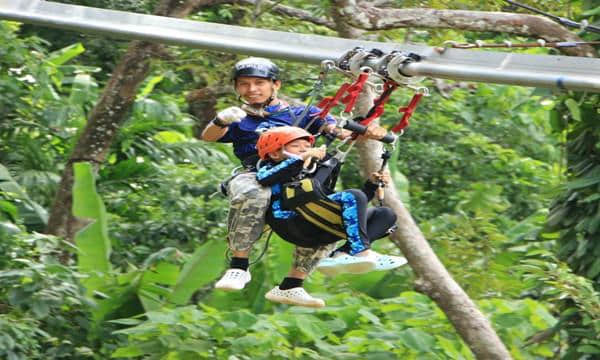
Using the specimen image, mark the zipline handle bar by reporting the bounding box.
[343,121,397,144]
[1,0,600,92]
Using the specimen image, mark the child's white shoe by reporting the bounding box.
[315,252,377,276]
[214,269,251,291]
[374,254,407,271]
[265,286,325,308]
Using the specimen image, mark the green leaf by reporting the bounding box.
[142,262,180,286]
[578,344,600,354]
[31,300,50,318]
[167,239,227,305]
[46,43,85,66]
[295,315,330,341]
[549,110,565,133]
[154,131,187,144]
[139,74,164,98]
[72,162,112,295]
[0,200,18,221]
[436,335,462,358]
[111,346,144,357]
[108,318,144,326]
[0,221,20,236]
[397,328,435,352]
[582,6,600,16]
[586,258,600,279]
[69,73,97,105]
[565,98,581,121]
[566,170,600,189]
[358,308,382,325]
[0,164,48,227]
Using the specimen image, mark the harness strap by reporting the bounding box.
[293,64,331,127]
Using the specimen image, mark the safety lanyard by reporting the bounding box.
[316,72,370,119]
[391,90,425,133]
[357,80,398,126]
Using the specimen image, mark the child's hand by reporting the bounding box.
[302,145,326,168]
[370,170,391,185]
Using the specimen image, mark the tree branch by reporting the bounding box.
[335,0,595,57]
[237,0,336,29]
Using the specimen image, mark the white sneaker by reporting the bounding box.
[315,252,377,276]
[374,254,407,271]
[214,269,251,291]
[265,286,325,308]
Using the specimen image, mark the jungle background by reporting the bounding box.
[0,0,599,359]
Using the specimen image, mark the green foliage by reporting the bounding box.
[544,92,600,357]
[111,292,558,359]
[0,314,46,360]
[73,162,113,297]
[3,1,596,358]
[548,94,600,283]
[0,21,101,211]
[398,84,559,221]
[0,233,95,359]
[518,250,600,358]
[0,163,48,232]
[69,163,228,333]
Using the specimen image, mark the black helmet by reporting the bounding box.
[232,57,279,81]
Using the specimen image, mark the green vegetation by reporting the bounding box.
[1,0,599,358]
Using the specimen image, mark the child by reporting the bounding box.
[256,126,406,307]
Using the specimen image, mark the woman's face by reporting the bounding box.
[235,76,281,105]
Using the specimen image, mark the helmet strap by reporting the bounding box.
[282,150,302,160]
[235,83,279,118]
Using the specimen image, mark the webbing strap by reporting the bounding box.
[391,92,424,133]
[316,72,370,119]
[359,80,398,126]
[341,72,370,113]
[317,83,350,119]
[293,67,330,127]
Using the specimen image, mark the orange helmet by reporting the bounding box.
[256,126,315,160]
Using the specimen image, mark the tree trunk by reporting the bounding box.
[332,0,512,356]
[357,138,512,359]
[45,0,226,241]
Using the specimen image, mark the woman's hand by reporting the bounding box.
[324,124,353,139]
[363,124,388,140]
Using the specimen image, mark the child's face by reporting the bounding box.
[268,137,312,161]
[283,138,312,155]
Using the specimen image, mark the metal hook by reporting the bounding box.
[359,66,373,74]
[334,137,356,162]
[416,86,430,96]
[321,59,335,71]
[436,40,458,53]
[339,110,353,121]
[305,162,318,174]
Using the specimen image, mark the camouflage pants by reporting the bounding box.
[293,244,335,274]
[227,172,335,274]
